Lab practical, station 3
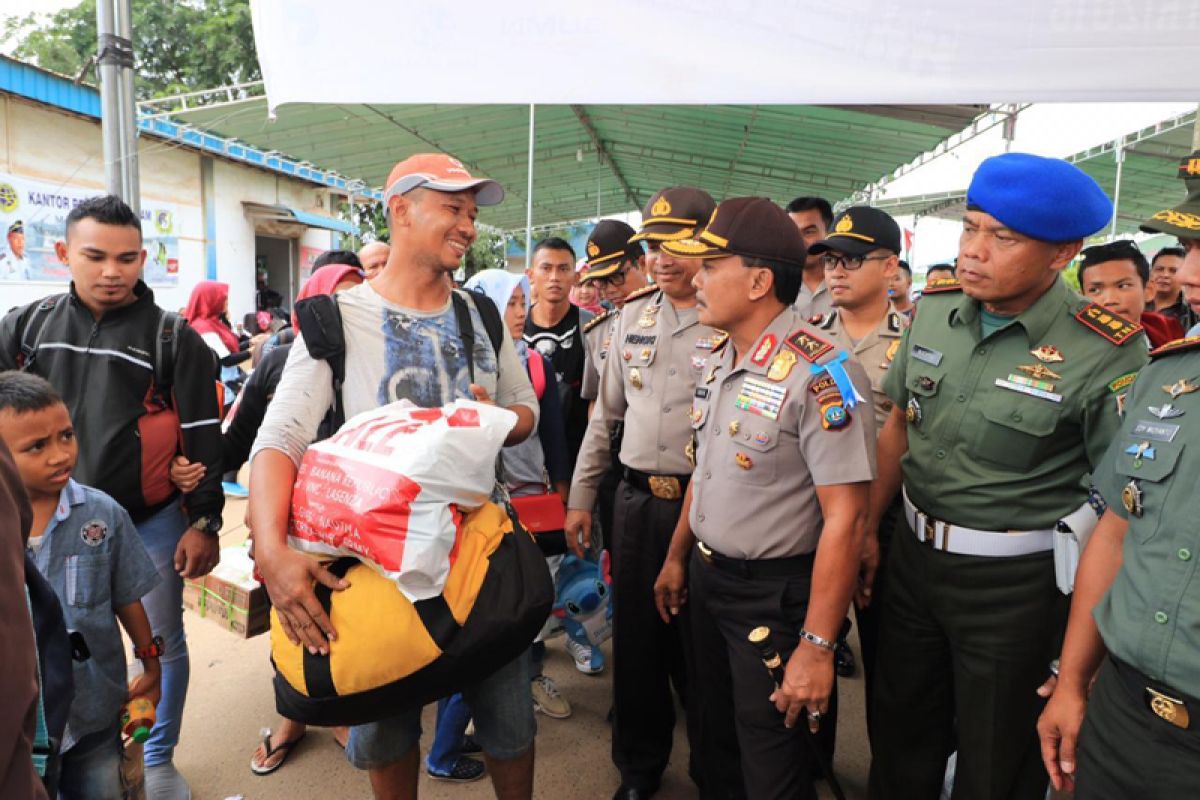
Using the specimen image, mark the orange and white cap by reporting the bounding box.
[382,153,505,207]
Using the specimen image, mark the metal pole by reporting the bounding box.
[1109,142,1125,241]
[525,104,535,270]
[95,0,122,199]
[1193,103,1200,149]
[115,0,139,213]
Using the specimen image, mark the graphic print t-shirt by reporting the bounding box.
[524,304,592,461]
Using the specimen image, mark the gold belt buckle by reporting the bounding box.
[648,475,682,500]
[1146,687,1190,729]
[697,541,714,564]
[922,515,937,547]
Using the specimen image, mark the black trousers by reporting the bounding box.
[1075,658,1200,799]
[852,494,901,745]
[868,515,1068,800]
[689,547,826,800]
[610,480,699,791]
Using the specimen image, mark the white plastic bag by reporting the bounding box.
[289,399,517,600]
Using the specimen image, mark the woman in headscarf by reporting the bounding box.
[183,280,251,404]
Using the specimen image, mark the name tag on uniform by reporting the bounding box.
[625,334,656,346]
[911,344,943,366]
[994,377,1063,403]
[735,377,787,420]
[1132,420,1180,443]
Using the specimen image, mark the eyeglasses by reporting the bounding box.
[591,267,627,288]
[821,253,891,271]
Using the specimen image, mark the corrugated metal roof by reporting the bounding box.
[167,99,988,231]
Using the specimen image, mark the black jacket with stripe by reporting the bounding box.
[0,283,225,526]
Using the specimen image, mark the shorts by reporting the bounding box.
[345,649,536,770]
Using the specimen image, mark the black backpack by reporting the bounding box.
[293,288,505,434]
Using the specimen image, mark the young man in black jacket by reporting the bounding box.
[0,195,224,800]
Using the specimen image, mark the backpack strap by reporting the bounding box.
[294,294,347,433]
[528,350,546,400]
[17,294,67,370]
[451,292,480,384]
[153,310,184,407]
[452,288,507,385]
[466,289,504,355]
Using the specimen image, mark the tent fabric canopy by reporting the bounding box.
[170,101,987,231]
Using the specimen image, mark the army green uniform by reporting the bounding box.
[569,284,726,795]
[687,308,876,800]
[1074,336,1200,798]
[869,277,1149,799]
[815,308,906,744]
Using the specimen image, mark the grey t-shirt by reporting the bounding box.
[28,479,160,749]
[252,283,538,467]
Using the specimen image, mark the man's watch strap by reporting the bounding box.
[133,635,165,660]
[190,515,222,536]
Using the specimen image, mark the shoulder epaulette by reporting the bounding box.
[922,278,962,295]
[621,285,659,305]
[710,331,730,353]
[785,327,835,363]
[1073,303,1142,346]
[1150,335,1200,360]
[583,308,616,333]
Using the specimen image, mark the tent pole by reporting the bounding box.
[1109,141,1125,241]
[1193,103,1200,149]
[115,0,139,213]
[525,103,535,270]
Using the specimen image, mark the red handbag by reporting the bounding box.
[509,492,566,534]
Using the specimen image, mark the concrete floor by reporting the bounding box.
[173,498,871,799]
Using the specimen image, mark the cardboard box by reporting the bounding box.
[182,543,271,638]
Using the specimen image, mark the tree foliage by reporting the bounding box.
[3,0,260,99]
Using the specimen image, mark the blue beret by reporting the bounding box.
[966,153,1113,242]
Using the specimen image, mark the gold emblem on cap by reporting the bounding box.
[587,241,600,258]
[651,196,672,217]
[835,215,854,233]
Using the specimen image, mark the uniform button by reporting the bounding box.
[935,449,946,459]
[956,394,966,402]
[698,514,706,522]
[975,347,987,356]
[1154,611,1169,624]
[1011,411,1022,422]
[663,406,672,413]
[658,445,667,452]
[669,369,677,376]
[1179,548,1192,561]
[704,471,712,479]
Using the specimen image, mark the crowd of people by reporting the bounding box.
[2,143,1199,800]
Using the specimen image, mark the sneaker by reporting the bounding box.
[145,762,192,800]
[566,637,604,674]
[531,674,572,719]
[222,481,249,498]
[427,755,486,783]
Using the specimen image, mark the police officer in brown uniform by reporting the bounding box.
[654,197,876,800]
[807,205,907,744]
[566,187,722,799]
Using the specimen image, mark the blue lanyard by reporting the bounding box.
[810,351,865,409]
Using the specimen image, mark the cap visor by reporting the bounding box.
[661,238,724,259]
[423,178,506,206]
[631,222,696,243]
[583,260,621,280]
[808,235,877,257]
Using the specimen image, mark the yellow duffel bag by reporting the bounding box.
[270,501,554,727]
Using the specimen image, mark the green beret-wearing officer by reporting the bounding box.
[866,153,1149,799]
[566,187,726,800]
[807,205,908,746]
[654,197,876,800]
[1037,152,1200,800]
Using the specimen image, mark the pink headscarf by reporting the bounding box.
[291,264,363,328]
[183,280,240,352]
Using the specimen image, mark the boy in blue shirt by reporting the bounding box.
[0,371,162,800]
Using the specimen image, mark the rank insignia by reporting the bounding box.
[729,420,740,436]
[1074,304,1142,345]
[785,330,835,363]
[735,452,753,470]
[630,368,643,389]
[906,397,922,426]
[1163,378,1199,399]
[751,334,777,366]
[1122,479,1144,517]
[1125,441,1156,465]
[822,403,850,430]
[1017,363,1062,381]
[1031,345,1064,363]
[767,350,798,382]
[1149,403,1185,419]
[753,431,771,446]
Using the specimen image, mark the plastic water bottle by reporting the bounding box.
[121,697,156,743]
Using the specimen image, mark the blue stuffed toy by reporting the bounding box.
[553,552,613,673]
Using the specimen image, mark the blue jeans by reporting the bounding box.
[58,725,122,800]
[346,650,535,770]
[426,694,471,774]
[136,501,189,767]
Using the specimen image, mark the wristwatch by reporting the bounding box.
[133,635,165,660]
[190,515,223,536]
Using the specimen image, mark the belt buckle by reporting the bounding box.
[697,541,714,564]
[649,475,682,500]
[922,515,937,547]
[1146,687,1190,729]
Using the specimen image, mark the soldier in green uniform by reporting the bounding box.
[1037,151,1200,799]
[807,205,907,744]
[654,197,877,800]
[866,152,1149,799]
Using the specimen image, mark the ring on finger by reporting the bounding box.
[808,710,822,721]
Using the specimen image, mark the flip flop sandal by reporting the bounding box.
[250,728,307,776]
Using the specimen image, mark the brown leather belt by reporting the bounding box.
[1110,655,1196,731]
[623,467,689,501]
